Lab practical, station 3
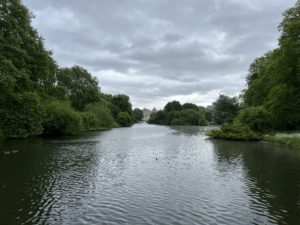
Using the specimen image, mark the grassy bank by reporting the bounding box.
[207,124,300,149]
[264,133,300,149]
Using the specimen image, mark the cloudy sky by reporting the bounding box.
[23,0,295,109]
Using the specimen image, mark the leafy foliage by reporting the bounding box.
[80,112,99,131]
[85,102,114,129]
[234,106,272,133]
[148,110,168,125]
[133,108,143,122]
[0,0,134,138]
[117,112,132,127]
[212,95,240,125]
[0,92,44,138]
[164,101,182,112]
[111,95,132,116]
[207,123,261,141]
[56,66,100,111]
[264,134,300,149]
[243,0,300,130]
[43,101,82,135]
[149,101,208,126]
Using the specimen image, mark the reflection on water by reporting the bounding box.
[0,123,300,224]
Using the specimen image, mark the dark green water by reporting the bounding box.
[1,123,300,225]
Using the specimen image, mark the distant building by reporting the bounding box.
[142,108,158,121]
[142,108,152,121]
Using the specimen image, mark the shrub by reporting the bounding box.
[0,92,45,138]
[85,102,114,129]
[148,110,168,125]
[43,101,82,135]
[117,112,132,127]
[234,106,272,133]
[207,123,261,141]
[80,112,99,130]
[167,109,208,126]
[170,118,185,125]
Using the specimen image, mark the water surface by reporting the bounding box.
[1,123,300,224]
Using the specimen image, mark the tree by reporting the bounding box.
[43,101,82,135]
[0,92,44,138]
[164,101,182,112]
[148,102,208,126]
[182,103,199,111]
[148,110,168,125]
[0,0,57,92]
[133,108,143,122]
[0,0,55,138]
[85,102,114,129]
[111,94,132,116]
[117,112,132,127]
[243,0,300,130]
[234,106,273,133]
[56,66,100,111]
[212,95,240,125]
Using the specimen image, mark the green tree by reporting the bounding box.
[182,103,199,111]
[117,112,132,127]
[234,106,273,133]
[164,101,182,112]
[133,108,143,122]
[148,110,168,125]
[243,0,300,130]
[85,102,114,129]
[0,0,57,138]
[56,66,100,111]
[0,0,56,92]
[212,95,240,125]
[111,94,132,116]
[0,92,44,138]
[43,101,82,135]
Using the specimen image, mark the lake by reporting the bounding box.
[1,123,300,225]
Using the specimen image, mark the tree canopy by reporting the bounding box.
[243,0,300,130]
[0,0,135,139]
[149,101,208,126]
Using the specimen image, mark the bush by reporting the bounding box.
[167,109,207,126]
[85,102,114,129]
[207,123,261,141]
[80,112,99,131]
[170,118,185,125]
[234,106,272,133]
[117,112,132,127]
[0,92,45,138]
[148,110,168,125]
[43,101,82,135]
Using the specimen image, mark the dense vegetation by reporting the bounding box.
[0,0,142,139]
[148,101,208,126]
[208,1,300,141]
[212,95,240,125]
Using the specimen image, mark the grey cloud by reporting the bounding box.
[23,0,295,108]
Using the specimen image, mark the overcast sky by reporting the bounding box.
[23,0,295,109]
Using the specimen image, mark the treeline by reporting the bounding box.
[209,0,300,140]
[148,94,240,126]
[0,0,142,139]
[148,101,208,126]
